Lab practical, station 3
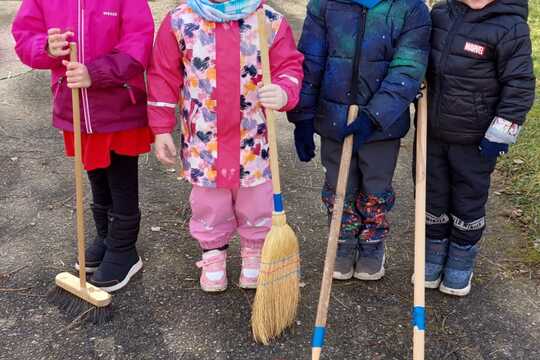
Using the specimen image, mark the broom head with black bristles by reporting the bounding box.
[48,272,113,324]
[251,212,301,345]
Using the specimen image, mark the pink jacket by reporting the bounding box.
[11,0,154,134]
[147,4,304,189]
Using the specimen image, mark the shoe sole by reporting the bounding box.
[411,274,442,289]
[239,282,257,290]
[98,258,144,293]
[74,263,99,274]
[354,267,385,281]
[439,274,473,297]
[201,284,228,293]
[333,270,354,280]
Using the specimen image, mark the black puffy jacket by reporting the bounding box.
[428,0,535,144]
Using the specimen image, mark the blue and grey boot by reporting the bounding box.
[439,242,479,297]
[333,241,357,280]
[354,241,385,281]
[424,238,449,288]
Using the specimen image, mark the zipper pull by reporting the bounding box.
[55,77,63,98]
[124,83,136,104]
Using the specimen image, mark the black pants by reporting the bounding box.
[87,152,139,216]
[426,138,497,246]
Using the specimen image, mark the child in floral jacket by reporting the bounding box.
[147,0,303,292]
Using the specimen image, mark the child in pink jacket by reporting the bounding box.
[12,0,154,292]
[147,0,303,292]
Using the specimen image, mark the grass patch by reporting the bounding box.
[498,0,540,262]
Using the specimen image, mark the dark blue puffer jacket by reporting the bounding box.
[288,0,431,143]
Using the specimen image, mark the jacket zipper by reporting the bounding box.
[350,7,368,105]
[54,76,64,98]
[434,10,466,135]
[124,83,137,105]
[78,0,93,133]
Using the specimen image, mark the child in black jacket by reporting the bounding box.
[424,0,535,296]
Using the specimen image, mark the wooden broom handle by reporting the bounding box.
[70,43,87,288]
[413,84,428,360]
[313,105,358,344]
[257,10,282,197]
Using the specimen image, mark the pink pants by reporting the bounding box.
[189,181,273,251]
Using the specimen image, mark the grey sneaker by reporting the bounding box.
[333,242,357,280]
[354,241,385,281]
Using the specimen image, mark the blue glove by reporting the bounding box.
[294,120,316,162]
[340,112,377,152]
[479,138,509,158]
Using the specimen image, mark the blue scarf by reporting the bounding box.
[187,0,262,22]
[352,0,382,9]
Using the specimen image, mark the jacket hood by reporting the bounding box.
[453,0,528,21]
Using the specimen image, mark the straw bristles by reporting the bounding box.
[252,213,300,345]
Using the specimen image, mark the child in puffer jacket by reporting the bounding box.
[12,0,155,292]
[147,0,303,292]
[424,0,535,296]
[289,0,431,281]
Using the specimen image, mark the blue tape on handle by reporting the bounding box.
[273,193,284,212]
[312,326,326,347]
[412,306,426,331]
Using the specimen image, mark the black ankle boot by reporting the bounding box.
[76,203,110,273]
[90,210,143,293]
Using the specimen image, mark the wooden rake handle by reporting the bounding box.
[69,43,87,288]
[413,84,428,360]
[312,105,359,360]
[257,10,283,206]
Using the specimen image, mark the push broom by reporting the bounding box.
[48,43,112,324]
[412,84,428,360]
[251,9,301,345]
[311,105,358,360]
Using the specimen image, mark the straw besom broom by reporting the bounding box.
[47,43,113,324]
[251,9,301,345]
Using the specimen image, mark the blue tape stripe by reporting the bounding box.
[273,193,284,212]
[312,326,326,347]
[412,306,426,331]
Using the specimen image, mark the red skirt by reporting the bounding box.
[64,127,154,171]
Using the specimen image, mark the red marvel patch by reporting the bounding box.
[464,42,486,57]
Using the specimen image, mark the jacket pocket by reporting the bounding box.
[124,83,137,105]
[52,77,73,122]
[474,93,493,130]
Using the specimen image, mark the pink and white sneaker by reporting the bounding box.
[196,250,228,293]
[239,248,262,289]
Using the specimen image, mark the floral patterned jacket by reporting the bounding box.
[147,4,304,189]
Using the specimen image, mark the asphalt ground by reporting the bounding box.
[0,1,539,359]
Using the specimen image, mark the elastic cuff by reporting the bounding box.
[240,238,265,250]
[199,239,230,251]
[151,127,174,135]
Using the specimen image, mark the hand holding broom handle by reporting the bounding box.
[413,84,428,360]
[70,43,88,287]
[312,105,358,360]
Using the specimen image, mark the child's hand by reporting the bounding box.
[47,28,74,58]
[62,60,92,88]
[155,133,177,166]
[258,84,288,110]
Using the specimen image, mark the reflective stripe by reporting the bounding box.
[451,215,485,231]
[278,74,299,85]
[426,212,449,225]
[147,101,177,108]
